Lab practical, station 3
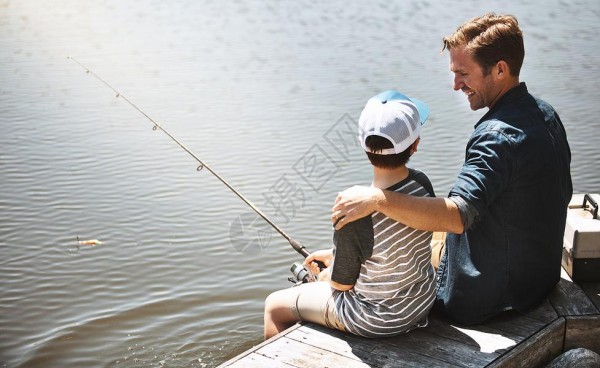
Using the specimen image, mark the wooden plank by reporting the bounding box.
[548,278,599,316]
[217,324,304,367]
[580,282,600,311]
[421,319,518,356]
[256,335,371,368]
[425,309,550,350]
[381,327,497,367]
[515,299,559,324]
[288,323,460,368]
[471,314,548,342]
[487,318,565,368]
[223,352,296,368]
[564,316,600,353]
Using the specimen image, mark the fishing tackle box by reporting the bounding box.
[562,193,600,282]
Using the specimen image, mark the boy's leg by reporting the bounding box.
[296,281,346,332]
[431,231,446,271]
[264,282,343,339]
[264,286,304,339]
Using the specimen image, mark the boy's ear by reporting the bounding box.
[410,137,421,155]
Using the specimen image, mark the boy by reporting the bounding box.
[264,90,436,339]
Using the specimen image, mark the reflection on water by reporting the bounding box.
[1,0,599,367]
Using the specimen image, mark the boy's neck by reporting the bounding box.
[372,165,409,189]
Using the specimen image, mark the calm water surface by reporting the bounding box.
[1,0,599,367]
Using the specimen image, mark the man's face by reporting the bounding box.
[449,46,501,111]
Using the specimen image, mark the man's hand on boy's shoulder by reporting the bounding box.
[332,185,383,230]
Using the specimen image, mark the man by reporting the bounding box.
[332,13,572,325]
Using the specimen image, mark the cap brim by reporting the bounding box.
[409,97,429,125]
[372,90,429,125]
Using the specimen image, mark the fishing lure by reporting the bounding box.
[77,236,103,246]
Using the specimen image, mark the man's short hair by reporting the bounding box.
[442,13,524,76]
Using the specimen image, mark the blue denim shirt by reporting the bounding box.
[436,83,572,325]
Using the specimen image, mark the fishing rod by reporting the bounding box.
[67,56,323,272]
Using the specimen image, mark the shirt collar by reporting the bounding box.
[477,82,528,126]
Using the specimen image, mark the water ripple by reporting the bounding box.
[1,1,599,367]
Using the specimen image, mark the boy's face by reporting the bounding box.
[449,46,503,111]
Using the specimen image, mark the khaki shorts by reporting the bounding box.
[290,281,346,332]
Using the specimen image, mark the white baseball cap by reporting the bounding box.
[358,90,429,155]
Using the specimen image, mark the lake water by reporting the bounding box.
[1,0,599,367]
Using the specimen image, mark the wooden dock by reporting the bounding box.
[219,270,600,367]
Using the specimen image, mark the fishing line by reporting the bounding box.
[67,56,317,260]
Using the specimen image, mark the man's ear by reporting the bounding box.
[410,137,421,155]
[495,60,510,79]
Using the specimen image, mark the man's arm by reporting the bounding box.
[332,185,464,234]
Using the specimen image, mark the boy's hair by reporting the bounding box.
[365,135,412,169]
[442,13,524,77]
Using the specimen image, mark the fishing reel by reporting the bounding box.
[288,262,317,284]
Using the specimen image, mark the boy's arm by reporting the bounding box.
[304,249,334,268]
[306,264,353,290]
[304,249,357,289]
[332,185,464,234]
[329,215,373,291]
[330,279,354,291]
[304,249,334,281]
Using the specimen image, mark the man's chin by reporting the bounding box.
[468,100,485,111]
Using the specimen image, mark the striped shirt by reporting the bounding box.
[331,169,436,337]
